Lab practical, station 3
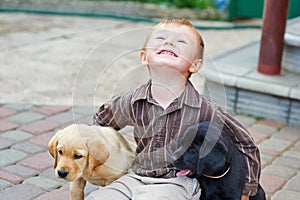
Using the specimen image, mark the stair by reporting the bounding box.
[201,17,300,126]
[283,16,300,73]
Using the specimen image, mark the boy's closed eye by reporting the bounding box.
[155,36,165,40]
[155,36,187,45]
[177,39,187,44]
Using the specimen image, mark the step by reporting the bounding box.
[283,16,300,73]
[201,41,300,126]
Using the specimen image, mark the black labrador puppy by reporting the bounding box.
[172,122,266,200]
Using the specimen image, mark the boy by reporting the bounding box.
[87,19,260,200]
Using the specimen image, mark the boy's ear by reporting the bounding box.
[140,50,148,66]
[189,59,203,74]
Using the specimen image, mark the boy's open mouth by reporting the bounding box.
[176,169,191,177]
[157,49,178,57]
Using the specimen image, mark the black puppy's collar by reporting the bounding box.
[202,162,231,179]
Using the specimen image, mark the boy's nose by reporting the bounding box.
[164,40,174,46]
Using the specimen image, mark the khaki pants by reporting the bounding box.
[85,171,201,200]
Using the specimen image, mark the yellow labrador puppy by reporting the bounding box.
[48,124,136,200]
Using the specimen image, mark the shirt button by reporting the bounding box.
[155,142,160,148]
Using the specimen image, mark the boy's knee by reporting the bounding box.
[85,187,129,200]
[133,187,169,200]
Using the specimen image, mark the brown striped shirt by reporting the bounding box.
[93,80,261,195]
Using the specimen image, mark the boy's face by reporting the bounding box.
[140,23,202,78]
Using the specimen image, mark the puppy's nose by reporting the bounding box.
[58,170,69,178]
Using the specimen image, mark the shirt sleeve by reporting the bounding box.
[93,92,133,130]
[221,111,261,196]
[197,97,261,195]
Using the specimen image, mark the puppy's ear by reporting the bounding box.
[197,139,228,175]
[48,130,62,169]
[86,138,110,174]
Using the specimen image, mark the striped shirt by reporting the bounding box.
[93,80,261,195]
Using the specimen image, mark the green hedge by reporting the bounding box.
[108,0,217,9]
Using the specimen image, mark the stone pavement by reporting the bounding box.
[0,103,300,200]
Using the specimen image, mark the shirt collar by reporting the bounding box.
[131,80,202,108]
[131,80,151,102]
[180,80,202,108]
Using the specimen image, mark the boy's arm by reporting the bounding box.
[222,111,261,196]
[93,92,133,129]
[200,97,260,196]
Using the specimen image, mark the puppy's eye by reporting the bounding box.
[73,154,83,159]
[58,150,63,155]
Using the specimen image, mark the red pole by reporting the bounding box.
[257,0,289,75]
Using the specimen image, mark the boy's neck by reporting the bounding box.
[149,66,187,109]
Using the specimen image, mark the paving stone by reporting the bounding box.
[4,165,39,178]
[0,106,18,119]
[1,130,33,142]
[283,150,300,160]
[260,173,286,195]
[40,167,68,185]
[273,126,300,141]
[28,131,54,148]
[0,183,45,200]
[30,105,71,116]
[235,115,257,127]
[72,105,96,116]
[273,156,300,169]
[248,129,270,144]
[261,159,270,169]
[292,141,300,151]
[0,137,15,150]
[261,148,281,157]
[284,174,300,192]
[6,111,45,125]
[258,137,293,153]
[12,142,45,154]
[260,152,277,162]
[0,120,19,132]
[24,176,63,191]
[257,119,286,128]
[46,111,83,125]
[18,120,59,135]
[0,149,28,167]
[34,188,70,200]
[41,168,58,180]
[18,151,53,171]
[75,115,94,125]
[58,121,73,129]
[0,170,23,184]
[60,182,70,191]
[4,104,34,112]
[248,124,278,135]
[262,164,296,179]
[0,178,13,190]
[272,189,300,200]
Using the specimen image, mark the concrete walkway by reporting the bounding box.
[0,13,299,200]
[0,12,261,105]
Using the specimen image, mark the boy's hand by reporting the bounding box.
[241,195,249,200]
